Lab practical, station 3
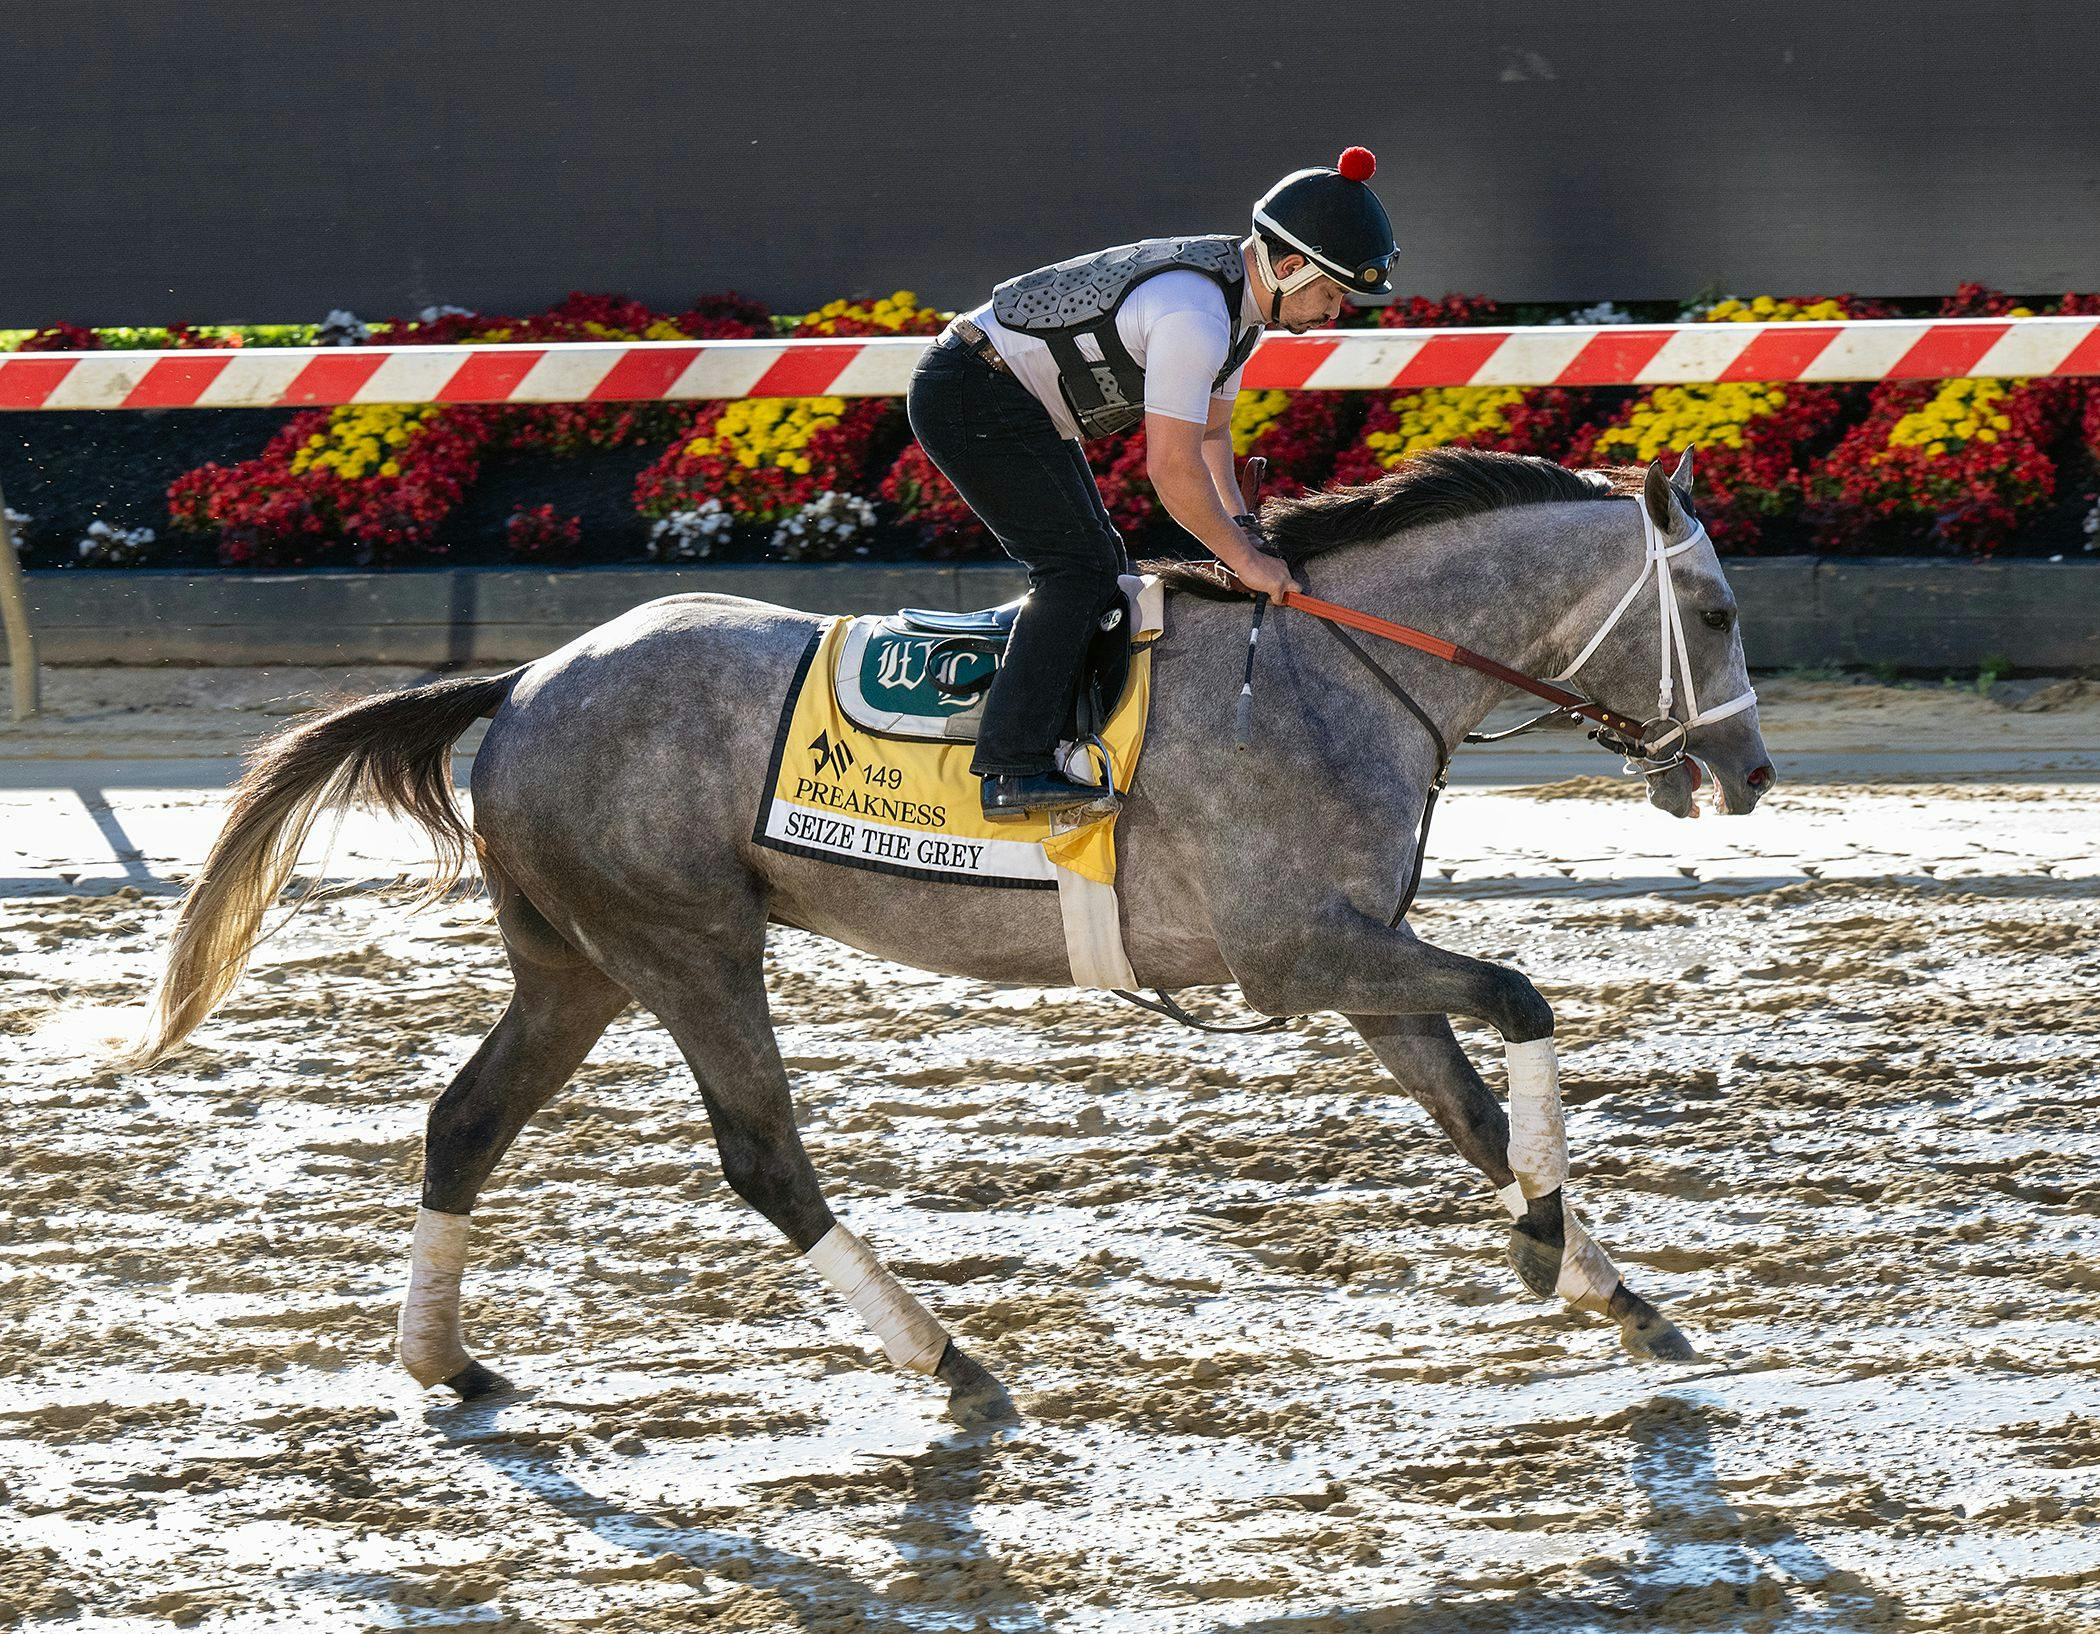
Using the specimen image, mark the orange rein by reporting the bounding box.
[1227,454,1647,746]
[1265,586,1652,744]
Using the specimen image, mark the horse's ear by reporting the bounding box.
[1670,444,1696,494]
[1641,457,1691,535]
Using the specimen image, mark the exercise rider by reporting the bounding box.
[907,146,1399,823]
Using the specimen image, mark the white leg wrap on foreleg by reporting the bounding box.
[398,1207,473,1387]
[1495,1039,1625,1315]
[1503,1037,1569,1214]
[805,1224,950,1376]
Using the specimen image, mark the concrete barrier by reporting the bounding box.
[16,558,2100,671]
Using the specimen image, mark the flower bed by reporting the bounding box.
[1233,390,1368,503]
[161,291,776,566]
[633,292,939,533]
[168,403,495,568]
[7,283,2099,570]
[1813,287,2093,554]
[633,396,900,526]
[1331,296,1595,486]
[2080,385,2100,553]
[1582,294,1893,550]
[879,444,989,556]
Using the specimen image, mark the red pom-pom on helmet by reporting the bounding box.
[1336,146,1377,183]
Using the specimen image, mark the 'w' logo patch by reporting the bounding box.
[808,730,855,780]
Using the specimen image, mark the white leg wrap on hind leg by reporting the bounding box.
[398,1207,473,1387]
[806,1224,949,1376]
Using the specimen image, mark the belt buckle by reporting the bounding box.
[949,318,1003,373]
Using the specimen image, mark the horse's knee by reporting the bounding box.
[1484,965,1553,1043]
[426,1085,504,1158]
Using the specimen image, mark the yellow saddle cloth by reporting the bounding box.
[754,616,1154,984]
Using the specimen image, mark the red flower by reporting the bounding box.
[1242,393,1370,503]
[18,321,100,352]
[504,503,583,561]
[1813,288,2085,554]
[880,444,992,555]
[168,405,492,568]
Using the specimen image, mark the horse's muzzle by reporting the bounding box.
[1647,756,1775,818]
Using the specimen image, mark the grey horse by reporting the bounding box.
[124,445,1773,1427]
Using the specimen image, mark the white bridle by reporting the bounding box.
[1552,500,1759,766]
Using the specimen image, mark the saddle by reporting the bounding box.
[833,573,1164,744]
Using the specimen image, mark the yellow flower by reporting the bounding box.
[1887,376,2011,450]
[1362,385,1527,463]
[1230,389,1293,454]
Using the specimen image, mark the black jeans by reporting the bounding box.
[906,339,1130,776]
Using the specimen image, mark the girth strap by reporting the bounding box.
[1106,986,1293,1033]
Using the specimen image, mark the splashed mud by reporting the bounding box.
[2,786,2097,1632]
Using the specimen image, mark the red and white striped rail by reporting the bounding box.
[4,316,2098,411]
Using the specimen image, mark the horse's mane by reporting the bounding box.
[1143,446,1648,599]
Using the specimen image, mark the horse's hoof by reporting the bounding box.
[442,1359,515,1401]
[1619,1311,1697,1363]
[1505,1224,1561,1300]
[938,1347,1018,1429]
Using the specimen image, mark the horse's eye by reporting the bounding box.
[1701,609,1735,632]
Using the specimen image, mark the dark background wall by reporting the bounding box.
[4,1,2095,327]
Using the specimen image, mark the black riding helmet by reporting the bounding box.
[1252,146,1397,320]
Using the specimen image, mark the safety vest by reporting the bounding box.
[990,235,1260,440]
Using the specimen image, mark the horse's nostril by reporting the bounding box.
[1746,764,1775,790]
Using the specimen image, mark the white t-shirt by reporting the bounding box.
[966,267,1266,442]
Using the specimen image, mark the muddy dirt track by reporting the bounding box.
[3,765,2099,1630]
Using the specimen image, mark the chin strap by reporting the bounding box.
[1252,232,1328,325]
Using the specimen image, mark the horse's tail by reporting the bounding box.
[120,668,522,1070]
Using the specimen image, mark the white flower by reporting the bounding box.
[74,518,158,566]
[1550,301,1637,327]
[317,309,370,346]
[2082,497,2099,551]
[2,504,28,549]
[769,492,876,562]
[416,303,476,323]
[647,499,733,561]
